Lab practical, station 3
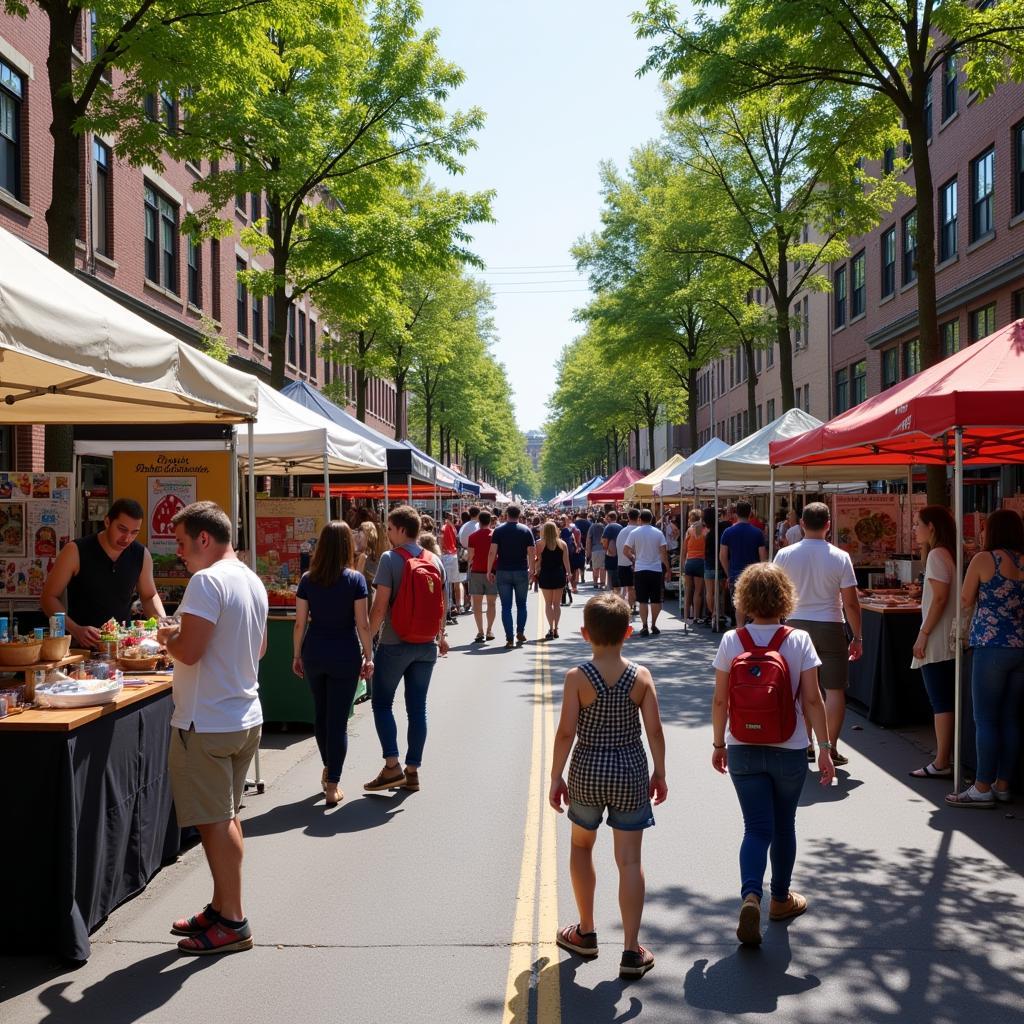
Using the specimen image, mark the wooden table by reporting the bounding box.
[0,675,171,731]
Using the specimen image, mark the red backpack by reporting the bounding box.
[390,547,446,644]
[728,626,797,744]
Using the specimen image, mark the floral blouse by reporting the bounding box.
[968,551,1024,649]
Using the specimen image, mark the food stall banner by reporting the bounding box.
[0,472,72,597]
[113,450,232,583]
[769,319,1024,468]
[254,498,327,604]
[0,226,257,423]
[236,381,386,475]
[656,438,730,497]
[833,494,901,566]
[587,467,645,503]
[624,455,685,503]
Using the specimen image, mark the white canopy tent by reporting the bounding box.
[655,437,731,497]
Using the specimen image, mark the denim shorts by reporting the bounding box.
[684,557,705,578]
[568,799,655,832]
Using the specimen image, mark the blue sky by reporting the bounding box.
[419,0,686,433]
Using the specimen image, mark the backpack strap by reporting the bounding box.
[736,627,757,653]
[765,626,792,653]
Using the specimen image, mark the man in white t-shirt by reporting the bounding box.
[623,509,671,636]
[456,507,481,613]
[773,502,862,767]
[616,508,641,611]
[158,501,268,956]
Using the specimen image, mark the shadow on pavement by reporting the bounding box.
[240,788,411,838]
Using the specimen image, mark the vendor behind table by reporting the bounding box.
[40,497,167,650]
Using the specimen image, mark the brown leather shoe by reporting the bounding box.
[363,766,405,792]
[769,891,808,921]
[736,893,762,945]
[402,769,420,792]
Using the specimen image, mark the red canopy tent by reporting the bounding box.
[769,319,1024,794]
[587,466,644,503]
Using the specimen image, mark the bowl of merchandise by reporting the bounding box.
[0,638,43,667]
[40,634,72,662]
[117,635,162,672]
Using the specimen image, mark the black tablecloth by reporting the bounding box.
[847,608,935,727]
[0,690,180,961]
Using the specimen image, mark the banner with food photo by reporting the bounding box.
[254,498,326,606]
[832,494,901,566]
[0,473,72,596]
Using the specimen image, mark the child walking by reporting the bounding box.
[549,593,668,979]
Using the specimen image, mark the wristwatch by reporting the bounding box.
[818,741,833,750]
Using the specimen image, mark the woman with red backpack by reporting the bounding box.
[709,562,834,947]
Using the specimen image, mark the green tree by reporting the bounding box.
[636,0,1024,500]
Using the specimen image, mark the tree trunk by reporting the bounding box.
[424,392,433,458]
[356,360,367,421]
[394,371,408,439]
[270,283,289,390]
[686,367,699,452]
[647,413,656,473]
[743,339,758,431]
[45,4,81,272]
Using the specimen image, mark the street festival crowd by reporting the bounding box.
[53,491,1024,973]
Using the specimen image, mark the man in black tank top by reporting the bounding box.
[41,497,167,648]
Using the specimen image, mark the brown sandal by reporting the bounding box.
[556,923,598,957]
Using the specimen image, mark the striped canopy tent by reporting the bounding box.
[623,454,686,503]
[586,466,644,503]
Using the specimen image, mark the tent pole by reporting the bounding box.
[229,432,239,546]
[407,477,413,505]
[383,471,389,516]
[953,428,965,795]
[769,466,776,559]
[907,466,914,552]
[323,452,331,525]
[246,419,262,794]
[713,480,720,631]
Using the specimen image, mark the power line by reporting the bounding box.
[480,278,583,286]
[489,287,591,295]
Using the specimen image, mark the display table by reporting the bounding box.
[847,605,934,727]
[0,678,180,961]
[259,615,366,724]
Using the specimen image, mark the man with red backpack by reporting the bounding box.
[364,506,448,794]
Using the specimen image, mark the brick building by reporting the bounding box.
[0,13,400,470]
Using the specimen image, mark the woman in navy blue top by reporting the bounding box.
[293,522,374,806]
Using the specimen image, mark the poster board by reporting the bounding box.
[255,498,326,606]
[0,472,72,597]
[113,451,231,585]
[832,494,901,566]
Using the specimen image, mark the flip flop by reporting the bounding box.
[909,762,951,778]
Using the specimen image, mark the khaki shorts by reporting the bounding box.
[468,571,497,597]
[590,549,605,569]
[168,725,261,827]
[788,619,850,690]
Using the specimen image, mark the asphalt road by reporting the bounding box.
[2,587,1023,1024]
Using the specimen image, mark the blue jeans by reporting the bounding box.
[496,570,530,640]
[728,745,807,901]
[305,655,362,784]
[971,646,1024,785]
[371,641,437,767]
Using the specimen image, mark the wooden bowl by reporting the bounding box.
[40,634,72,662]
[118,655,160,672]
[0,641,43,667]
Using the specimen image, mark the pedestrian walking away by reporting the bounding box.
[549,592,668,979]
[467,510,498,642]
[772,502,862,766]
[441,512,463,623]
[602,511,624,596]
[947,508,1024,808]
[535,521,572,639]
[487,504,536,648]
[719,501,768,615]
[365,505,449,795]
[293,521,375,807]
[616,508,641,611]
[622,509,671,636]
[158,501,268,956]
[458,506,482,614]
[682,509,706,624]
[588,513,607,590]
[711,562,834,947]
[907,506,958,782]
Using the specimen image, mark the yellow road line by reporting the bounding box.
[501,593,561,1024]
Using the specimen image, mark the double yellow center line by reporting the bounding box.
[501,594,561,1024]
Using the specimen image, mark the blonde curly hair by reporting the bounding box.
[732,562,796,622]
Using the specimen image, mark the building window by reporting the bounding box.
[1015,122,1024,218]
[943,55,957,121]
[756,404,763,428]
[250,191,261,222]
[235,160,246,217]
[939,178,957,262]
[971,147,995,240]
[92,140,112,256]
[160,89,177,135]
[851,251,865,317]
[298,311,307,373]
[0,60,24,200]
[1014,289,1024,321]
[924,75,932,141]
[852,360,867,404]
[970,303,996,342]
[883,146,895,175]
[802,385,810,413]
[942,319,960,356]
[144,184,178,292]
[143,92,157,121]
[187,238,201,307]
[881,227,896,297]
[252,295,263,348]
[210,239,221,320]
[833,266,847,328]
[902,211,917,285]
[835,366,849,414]
[902,338,920,379]
[766,342,774,367]
[882,347,899,390]
[287,306,296,365]
[236,259,247,338]
[309,320,317,382]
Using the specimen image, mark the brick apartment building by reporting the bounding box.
[0,14,400,471]
[680,67,1024,481]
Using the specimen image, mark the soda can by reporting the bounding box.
[33,626,45,641]
[49,612,65,638]
[0,617,7,643]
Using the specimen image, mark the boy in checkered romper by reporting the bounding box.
[549,592,668,979]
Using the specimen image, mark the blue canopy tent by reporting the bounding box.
[562,475,604,507]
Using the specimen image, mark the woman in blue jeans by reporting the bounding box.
[293,522,375,807]
[948,509,1024,808]
[711,563,835,946]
